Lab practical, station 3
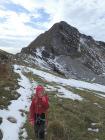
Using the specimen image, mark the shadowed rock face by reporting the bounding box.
[20,21,105,83]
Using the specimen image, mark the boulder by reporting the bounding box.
[7,116,17,123]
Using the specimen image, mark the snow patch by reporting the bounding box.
[47,56,66,72]
[28,52,50,70]
[45,85,83,100]
[36,47,44,58]
[21,128,28,139]
[88,128,99,132]
[18,65,105,94]
[46,85,58,92]
[93,103,102,108]
[57,86,83,100]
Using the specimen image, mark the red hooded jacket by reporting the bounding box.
[29,85,49,125]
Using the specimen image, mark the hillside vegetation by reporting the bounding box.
[0,63,20,109]
[20,70,105,140]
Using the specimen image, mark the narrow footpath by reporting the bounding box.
[0,65,35,140]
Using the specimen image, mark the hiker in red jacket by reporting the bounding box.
[29,85,49,139]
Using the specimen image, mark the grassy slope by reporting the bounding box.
[20,71,105,140]
[0,63,20,109]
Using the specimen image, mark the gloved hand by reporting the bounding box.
[42,96,46,102]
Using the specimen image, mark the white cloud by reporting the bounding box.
[0,5,44,54]
[0,0,105,54]
[5,0,105,39]
[60,0,105,41]
[0,9,44,36]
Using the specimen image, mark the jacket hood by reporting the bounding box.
[35,85,45,97]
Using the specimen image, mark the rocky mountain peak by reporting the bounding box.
[21,21,80,56]
[19,21,105,84]
[49,21,79,34]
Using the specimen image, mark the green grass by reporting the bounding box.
[20,70,105,140]
[23,89,105,140]
[73,88,105,109]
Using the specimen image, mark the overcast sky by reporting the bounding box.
[0,0,105,54]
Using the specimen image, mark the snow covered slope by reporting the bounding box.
[16,65,105,94]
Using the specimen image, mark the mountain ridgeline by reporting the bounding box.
[18,21,105,84]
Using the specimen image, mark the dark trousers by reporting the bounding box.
[34,113,45,140]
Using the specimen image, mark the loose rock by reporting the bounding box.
[7,116,17,123]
